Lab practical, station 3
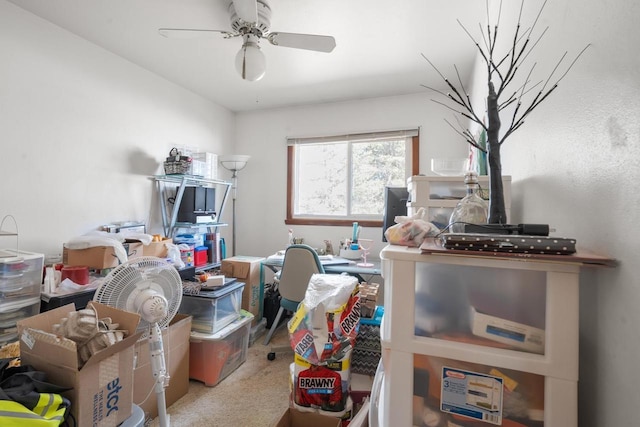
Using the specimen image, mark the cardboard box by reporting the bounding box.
[124,241,143,260]
[141,238,173,258]
[17,302,142,427]
[62,242,143,269]
[221,256,265,323]
[133,313,191,420]
[63,245,119,269]
[271,407,341,427]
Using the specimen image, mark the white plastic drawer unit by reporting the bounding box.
[406,175,512,228]
[376,245,617,427]
[0,249,44,300]
[407,175,510,204]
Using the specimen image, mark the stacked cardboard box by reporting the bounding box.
[221,256,265,324]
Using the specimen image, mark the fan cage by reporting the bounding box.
[94,256,183,331]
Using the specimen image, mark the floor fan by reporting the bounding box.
[93,256,183,427]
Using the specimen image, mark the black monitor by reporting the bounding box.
[382,186,409,242]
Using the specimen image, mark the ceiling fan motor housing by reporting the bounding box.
[229,0,272,36]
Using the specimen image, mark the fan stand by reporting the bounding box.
[149,322,171,427]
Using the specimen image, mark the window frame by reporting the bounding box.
[285,134,420,226]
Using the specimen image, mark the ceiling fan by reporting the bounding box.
[159,0,337,82]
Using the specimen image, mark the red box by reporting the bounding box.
[194,246,208,266]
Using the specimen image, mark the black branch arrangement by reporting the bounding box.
[423,0,589,224]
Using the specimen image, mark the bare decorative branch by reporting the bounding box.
[422,0,588,224]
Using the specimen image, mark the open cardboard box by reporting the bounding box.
[62,241,143,269]
[17,301,143,427]
[271,407,342,427]
[141,237,173,258]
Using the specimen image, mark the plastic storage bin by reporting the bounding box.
[178,281,244,333]
[189,311,253,386]
[0,296,41,345]
[194,246,208,266]
[0,249,44,301]
[406,175,511,227]
[413,353,545,426]
[414,262,546,355]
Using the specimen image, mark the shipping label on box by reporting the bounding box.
[134,314,191,420]
[221,256,264,323]
[17,302,142,427]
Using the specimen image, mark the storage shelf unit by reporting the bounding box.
[376,245,611,427]
[153,175,232,238]
[406,175,511,228]
[0,249,44,345]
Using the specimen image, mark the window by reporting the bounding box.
[286,129,420,226]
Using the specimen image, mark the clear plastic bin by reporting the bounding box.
[0,296,41,345]
[179,281,244,333]
[189,311,253,386]
[413,354,545,426]
[0,249,44,282]
[414,262,546,355]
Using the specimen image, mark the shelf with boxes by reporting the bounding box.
[375,244,614,427]
[153,174,232,238]
[153,174,231,270]
[406,175,511,229]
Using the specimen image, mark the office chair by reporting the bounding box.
[264,244,324,359]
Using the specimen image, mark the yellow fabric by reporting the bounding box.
[0,394,67,426]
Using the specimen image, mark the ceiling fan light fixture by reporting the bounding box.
[235,36,266,81]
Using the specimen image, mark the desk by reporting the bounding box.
[261,254,381,283]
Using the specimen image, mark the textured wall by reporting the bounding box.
[469,1,639,425]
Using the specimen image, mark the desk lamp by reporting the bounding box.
[219,154,250,257]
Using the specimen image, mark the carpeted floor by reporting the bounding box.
[149,323,292,427]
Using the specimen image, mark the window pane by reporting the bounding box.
[352,140,407,215]
[296,143,348,215]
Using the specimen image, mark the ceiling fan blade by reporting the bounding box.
[231,0,258,24]
[158,28,235,39]
[267,32,336,53]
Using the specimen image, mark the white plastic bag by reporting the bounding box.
[166,243,185,269]
[384,207,439,247]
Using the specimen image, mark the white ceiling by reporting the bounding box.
[8,0,486,112]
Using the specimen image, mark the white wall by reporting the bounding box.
[236,0,640,424]
[0,1,235,256]
[467,1,639,426]
[234,93,468,258]
[3,0,637,423]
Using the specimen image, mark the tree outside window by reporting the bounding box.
[286,130,419,226]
